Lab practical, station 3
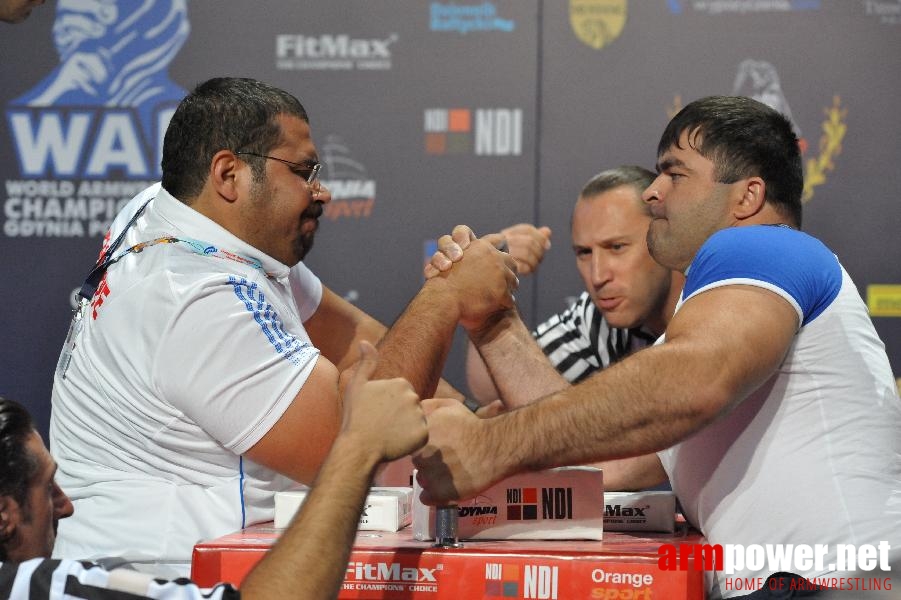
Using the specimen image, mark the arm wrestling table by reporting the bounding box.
[192,522,706,599]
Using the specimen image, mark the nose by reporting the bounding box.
[642,175,665,207]
[52,481,74,520]
[312,180,331,204]
[590,251,613,288]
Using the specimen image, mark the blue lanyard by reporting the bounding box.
[79,198,152,301]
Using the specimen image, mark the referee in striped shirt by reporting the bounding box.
[0,342,427,599]
[466,166,683,489]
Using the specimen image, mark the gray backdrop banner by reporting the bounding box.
[1,0,899,437]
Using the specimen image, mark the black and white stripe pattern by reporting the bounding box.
[0,558,239,599]
[533,292,657,383]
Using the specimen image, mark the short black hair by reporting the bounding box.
[657,95,803,228]
[0,397,38,559]
[161,77,310,201]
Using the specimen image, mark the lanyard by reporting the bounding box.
[78,197,276,302]
[60,197,276,381]
[79,198,152,302]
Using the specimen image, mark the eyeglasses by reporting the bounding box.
[234,151,322,186]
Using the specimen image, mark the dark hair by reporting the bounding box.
[0,397,38,557]
[657,95,803,228]
[580,165,656,217]
[161,77,310,200]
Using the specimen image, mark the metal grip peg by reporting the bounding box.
[433,505,463,548]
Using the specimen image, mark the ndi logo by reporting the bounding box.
[506,487,539,520]
[424,108,523,156]
[524,565,559,599]
[484,562,519,597]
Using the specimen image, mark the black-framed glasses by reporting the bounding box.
[234,151,322,185]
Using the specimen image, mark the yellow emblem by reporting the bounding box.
[867,285,901,318]
[802,96,846,203]
[570,0,627,50]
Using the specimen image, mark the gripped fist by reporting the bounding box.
[342,341,428,462]
[485,224,552,276]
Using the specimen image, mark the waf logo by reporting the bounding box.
[3,0,189,239]
[424,108,523,156]
[7,0,189,177]
[507,487,574,520]
[485,563,560,599]
[667,59,846,204]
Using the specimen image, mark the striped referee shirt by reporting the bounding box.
[0,558,238,599]
[533,291,658,383]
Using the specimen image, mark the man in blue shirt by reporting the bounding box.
[415,96,901,599]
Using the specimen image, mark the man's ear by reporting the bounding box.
[0,496,21,541]
[209,150,244,203]
[733,176,766,221]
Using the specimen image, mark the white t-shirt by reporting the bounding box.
[657,226,901,599]
[50,185,324,575]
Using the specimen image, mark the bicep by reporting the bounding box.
[244,356,342,484]
[665,284,799,416]
[303,286,387,371]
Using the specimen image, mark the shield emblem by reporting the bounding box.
[570,0,627,50]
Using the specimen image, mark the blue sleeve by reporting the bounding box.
[683,226,841,326]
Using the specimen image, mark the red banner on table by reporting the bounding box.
[192,523,706,599]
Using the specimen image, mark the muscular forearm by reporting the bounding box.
[465,340,501,404]
[371,281,460,398]
[488,340,724,474]
[486,286,800,475]
[470,310,569,408]
[241,434,379,600]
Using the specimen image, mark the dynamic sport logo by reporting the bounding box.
[317,134,377,221]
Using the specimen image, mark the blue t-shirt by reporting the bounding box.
[683,225,841,326]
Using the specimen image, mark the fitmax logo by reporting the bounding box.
[345,562,438,582]
[276,34,396,59]
[605,504,646,517]
[275,34,398,70]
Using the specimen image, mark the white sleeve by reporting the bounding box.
[154,274,320,454]
[289,261,323,321]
